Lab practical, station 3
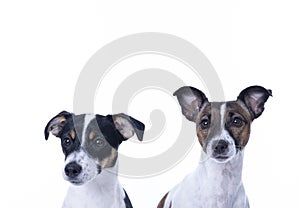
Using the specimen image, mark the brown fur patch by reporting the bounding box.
[195,103,224,149]
[226,101,252,148]
[70,130,76,140]
[56,116,66,124]
[89,131,95,140]
[98,148,118,168]
[194,103,211,146]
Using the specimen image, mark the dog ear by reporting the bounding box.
[112,113,145,141]
[237,86,272,120]
[173,86,208,122]
[44,111,72,140]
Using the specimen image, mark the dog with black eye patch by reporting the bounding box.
[44,112,145,208]
[157,86,272,208]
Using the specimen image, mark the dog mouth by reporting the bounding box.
[215,155,229,160]
[212,154,230,162]
[69,180,85,185]
[211,151,236,162]
[67,175,94,186]
[211,149,239,163]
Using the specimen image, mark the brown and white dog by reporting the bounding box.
[158,86,272,208]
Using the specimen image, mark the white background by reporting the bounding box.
[1,0,299,207]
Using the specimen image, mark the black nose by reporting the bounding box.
[213,140,229,154]
[65,162,82,178]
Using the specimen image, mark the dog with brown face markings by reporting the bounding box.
[44,111,145,208]
[158,86,272,208]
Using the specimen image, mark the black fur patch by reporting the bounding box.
[123,189,133,208]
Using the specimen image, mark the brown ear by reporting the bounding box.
[173,86,208,122]
[44,111,72,140]
[112,113,145,141]
[237,86,272,120]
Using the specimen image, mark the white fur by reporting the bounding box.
[81,114,95,145]
[163,103,249,208]
[62,164,127,208]
[164,151,249,208]
[220,103,226,127]
[63,149,98,185]
[206,130,236,163]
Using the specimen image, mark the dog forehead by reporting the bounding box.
[82,114,101,139]
[199,101,251,122]
[199,102,225,119]
[72,114,121,150]
[225,101,252,121]
[71,114,86,137]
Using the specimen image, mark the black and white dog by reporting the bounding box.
[44,111,145,208]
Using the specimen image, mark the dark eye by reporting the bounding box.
[62,137,72,147]
[232,117,244,127]
[94,138,105,147]
[199,117,210,130]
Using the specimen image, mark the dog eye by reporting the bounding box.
[94,138,105,147]
[232,117,244,127]
[62,137,72,147]
[200,118,210,129]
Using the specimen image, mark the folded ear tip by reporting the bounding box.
[137,134,144,142]
[59,110,70,115]
[257,86,272,97]
[239,85,272,97]
[267,89,273,96]
[44,111,71,140]
[139,122,145,131]
[44,131,49,140]
[44,121,50,140]
[133,120,145,142]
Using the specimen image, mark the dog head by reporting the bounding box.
[174,85,272,163]
[44,112,145,185]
